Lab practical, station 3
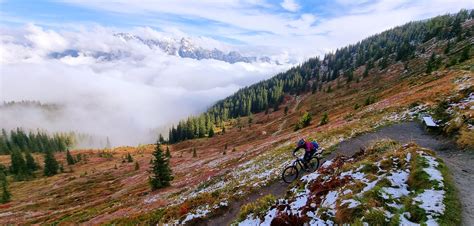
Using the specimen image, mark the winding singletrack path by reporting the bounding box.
[204,121,474,225]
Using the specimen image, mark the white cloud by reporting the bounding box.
[280,0,300,12]
[0,24,289,146]
[53,0,473,59]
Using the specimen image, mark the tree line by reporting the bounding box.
[0,128,72,155]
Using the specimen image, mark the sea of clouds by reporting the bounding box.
[0,24,291,147]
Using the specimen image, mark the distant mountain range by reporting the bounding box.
[49,33,273,64]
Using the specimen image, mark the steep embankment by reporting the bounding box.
[236,137,465,225]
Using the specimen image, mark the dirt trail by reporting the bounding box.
[204,121,474,226]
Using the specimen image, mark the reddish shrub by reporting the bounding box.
[179,202,189,215]
[271,213,308,226]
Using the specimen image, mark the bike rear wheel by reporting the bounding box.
[307,157,320,172]
[282,165,299,183]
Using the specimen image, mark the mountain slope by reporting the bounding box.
[0,10,473,225]
[167,9,474,144]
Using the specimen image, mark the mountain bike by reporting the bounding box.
[281,149,323,183]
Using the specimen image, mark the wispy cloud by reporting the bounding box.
[280,0,300,12]
[39,0,471,58]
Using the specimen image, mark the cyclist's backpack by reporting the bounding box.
[311,141,319,151]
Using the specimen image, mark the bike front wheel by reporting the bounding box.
[282,165,299,183]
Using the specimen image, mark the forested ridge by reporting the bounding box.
[0,128,72,154]
[165,9,473,144]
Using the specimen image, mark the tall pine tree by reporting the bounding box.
[149,143,173,190]
[10,148,28,180]
[165,147,171,158]
[25,151,38,173]
[0,170,10,203]
[43,150,59,176]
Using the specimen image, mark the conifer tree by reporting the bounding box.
[460,45,470,62]
[66,149,75,165]
[10,148,28,180]
[426,53,437,73]
[208,126,214,138]
[0,170,10,204]
[248,113,253,128]
[192,148,197,158]
[326,85,332,93]
[43,149,59,176]
[149,143,173,190]
[127,153,133,163]
[134,161,140,171]
[25,151,38,173]
[300,112,312,127]
[158,134,165,144]
[320,112,329,125]
[236,117,242,131]
[284,106,289,115]
[165,146,171,158]
[363,67,369,77]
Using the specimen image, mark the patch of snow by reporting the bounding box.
[425,216,440,226]
[342,189,352,195]
[383,187,410,199]
[422,155,443,186]
[413,189,446,216]
[182,205,211,224]
[361,178,380,194]
[321,191,338,211]
[341,199,360,208]
[320,160,333,169]
[239,214,261,226]
[401,212,421,226]
[382,170,410,198]
[340,170,365,180]
[143,194,160,204]
[387,202,402,209]
[290,194,308,215]
[301,172,320,182]
[261,208,277,226]
[308,218,332,225]
[384,210,394,219]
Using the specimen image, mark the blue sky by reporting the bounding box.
[1,0,473,56]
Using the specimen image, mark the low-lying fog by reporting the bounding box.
[0,24,291,147]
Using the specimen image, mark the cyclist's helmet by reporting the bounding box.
[297,138,305,147]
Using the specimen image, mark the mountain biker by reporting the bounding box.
[293,138,320,168]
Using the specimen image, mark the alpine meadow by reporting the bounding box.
[0,1,473,225]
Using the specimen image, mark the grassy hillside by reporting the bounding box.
[0,11,473,224]
[237,140,461,225]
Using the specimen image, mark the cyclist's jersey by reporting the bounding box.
[296,141,318,153]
